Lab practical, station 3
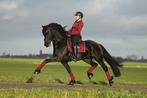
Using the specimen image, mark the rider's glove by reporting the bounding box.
[67,33,71,37]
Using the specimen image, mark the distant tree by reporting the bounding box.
[141,56,144,61]
[115,57,124,63]
[126,55,138,61]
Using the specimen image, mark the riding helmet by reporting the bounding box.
[75,11,83,18]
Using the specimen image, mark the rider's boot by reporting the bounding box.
[71,46,77,61]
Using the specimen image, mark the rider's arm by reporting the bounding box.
[72,22,83,35]
[68,22,83,35]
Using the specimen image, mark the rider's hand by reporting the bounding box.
[67,32,71,37]
[67,34,71,37]
[63,25,68,30]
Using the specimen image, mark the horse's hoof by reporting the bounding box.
[68,80,76,85]
[109,76,114,86]
[87,72,93,80]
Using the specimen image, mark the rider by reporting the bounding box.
[68,11,84,59]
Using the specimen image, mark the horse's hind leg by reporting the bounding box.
[61,61,76,85]
[96,57,114,86]
[83,59,98,80]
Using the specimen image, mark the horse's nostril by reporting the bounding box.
[44,42,48,47]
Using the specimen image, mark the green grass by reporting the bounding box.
[0,58,147,84]
[0,88,147,98]
[0,58,147,98]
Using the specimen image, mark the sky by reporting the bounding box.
[0,0,147,58]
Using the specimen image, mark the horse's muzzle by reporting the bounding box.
[44,42,50,47]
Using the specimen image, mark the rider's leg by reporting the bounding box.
[73,45,77,58]
[71,35,81,59]
[71,36,77,59]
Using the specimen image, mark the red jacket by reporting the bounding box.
[68,20,83,35]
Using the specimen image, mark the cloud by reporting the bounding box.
[0,0,28,23]
[113,0,147,16]
[0,0,29,41]
[0,0,147,58]
[82,0,147,37]
[0,0,19,11]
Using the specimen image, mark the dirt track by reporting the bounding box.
[0,82,147,92]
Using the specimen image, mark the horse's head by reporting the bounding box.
[42,23,66,47]
[42,25,53,47]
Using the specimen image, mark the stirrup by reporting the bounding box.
[70,54,77,61]
[71,57,77,61]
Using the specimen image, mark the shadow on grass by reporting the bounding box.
[98,81,108,85]
[90,81,108,86]
[90,81,98,85]
[54,78,108,86]
[76,80,84,84]
[54,79,64,84]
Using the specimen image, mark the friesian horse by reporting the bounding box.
[27,23,121,86]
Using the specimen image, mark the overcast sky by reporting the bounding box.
[0,0,147,58]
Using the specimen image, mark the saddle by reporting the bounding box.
[67,37,86,53]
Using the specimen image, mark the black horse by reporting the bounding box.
[27,23,121,86]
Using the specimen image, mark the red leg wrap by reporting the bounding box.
[106,71,111,80]
[69,72,75,80]
[87,64,97,73]
[38,61,47,69]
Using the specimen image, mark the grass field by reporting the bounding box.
[0,58,147,98]
[0,88,147,98]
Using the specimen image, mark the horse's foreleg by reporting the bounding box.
[33,60,47,74]
[83,59,98,79]
[26,57,57,83]
[34,57,57,74]
[61,61,76,85]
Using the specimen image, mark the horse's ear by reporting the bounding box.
[42,25,45,28]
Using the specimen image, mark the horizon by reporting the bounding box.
[1,49,146,59]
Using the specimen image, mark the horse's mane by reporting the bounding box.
[46,23,66,37]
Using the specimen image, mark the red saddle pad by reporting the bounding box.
[77,41,86,53]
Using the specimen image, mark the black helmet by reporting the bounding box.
[75,11,83,18]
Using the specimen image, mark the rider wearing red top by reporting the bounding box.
[68,18,83,35]
[68,11,84,59]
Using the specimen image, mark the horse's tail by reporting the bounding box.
[101,45,121,77]
[85,40,121,77]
